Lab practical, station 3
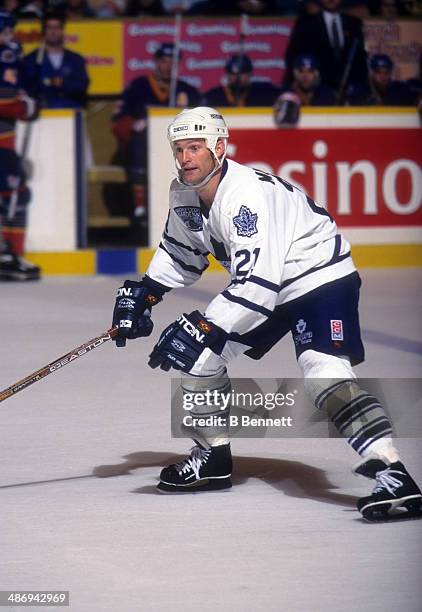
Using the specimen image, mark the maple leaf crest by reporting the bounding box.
[233,205,258,237]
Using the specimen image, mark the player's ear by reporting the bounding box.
[215,138,226,159]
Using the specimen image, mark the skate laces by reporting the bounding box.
[373,468,405,495]
[176,446,210,478]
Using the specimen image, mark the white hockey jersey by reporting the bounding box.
[146,159,356,336]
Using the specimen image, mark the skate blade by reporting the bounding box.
[362,498,422,523]
[0,272,40,281]
[157,477,232,494]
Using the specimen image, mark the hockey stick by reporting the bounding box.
[169,12,182,108]
[335,38,358,104]
[234,13,248,105]
[0,326,118,403]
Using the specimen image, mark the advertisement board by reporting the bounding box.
[124,17,291,93]
[231,128,422,228]
[14,19,422,96]
[365,19,422,81]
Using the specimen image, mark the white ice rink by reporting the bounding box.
[1,268,421,612]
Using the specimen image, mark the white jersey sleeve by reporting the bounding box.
[145,180,209,288]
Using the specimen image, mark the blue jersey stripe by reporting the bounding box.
[163,231,208,257]
[232,275,280,293]
[280,251,351,291]
[221,290,272,317]
[159,243,208,275]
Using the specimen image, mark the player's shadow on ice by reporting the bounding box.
[93,452,358,508]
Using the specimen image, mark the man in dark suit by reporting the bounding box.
[284,0,367,98]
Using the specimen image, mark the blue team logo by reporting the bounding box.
[294,319,313,346]
[233,205,258,237]
[296,319,307,334]
[174,206,203,232]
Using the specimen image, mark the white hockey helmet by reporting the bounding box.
[167,106,229,164]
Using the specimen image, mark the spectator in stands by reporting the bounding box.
[22,12,89,108]
[203,54,280,107]
[375,0,414,17]
[285,0,368,96]
[0,0,21,19]
[274,53,336,126]
[406,52,421,109]
[64,0,95,18]
[346,54,417,106]
[273,0,312,15]
[110,42,200,233]
[159,0,211,13]
[341,0,371,18]
[125,0,166,15]
[211,0,277,13]
[378,0,399,17]
[17,0,43,19]
[86,0,128,17]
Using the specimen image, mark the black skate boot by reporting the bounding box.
[157,443,232,493]
[354,456,422,522]
[0,252,41,281]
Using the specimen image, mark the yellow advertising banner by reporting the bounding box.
[16,20,123,95]
[364,19,422,81]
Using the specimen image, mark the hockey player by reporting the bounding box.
[203,54,279,107]
[0,12,40,281]
[112,106,422,521]
[111,42,200,229]
[274,54,336,127]
[346,54,417,107]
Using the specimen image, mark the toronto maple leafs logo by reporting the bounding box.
[174,206,203,231]
[233,205,258,237]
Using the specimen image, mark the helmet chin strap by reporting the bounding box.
[175,143,226,190]
[177,161,222,190]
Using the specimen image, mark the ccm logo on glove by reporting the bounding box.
[176,313,213,343]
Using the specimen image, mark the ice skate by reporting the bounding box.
[354,456,422,522]
[0,252,40,281]
[157,443,232,493]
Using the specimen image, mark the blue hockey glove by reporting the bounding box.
[112,279,165,347]
[148,311,227,373]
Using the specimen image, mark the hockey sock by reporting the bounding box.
[2,227,25,255]
[361,436,400,463]
[316,380,394,456]
[181,373,232,447]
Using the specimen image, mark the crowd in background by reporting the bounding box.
[1,0,421,18]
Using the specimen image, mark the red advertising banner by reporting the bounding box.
[230,128,422,227]
[123,17,291,93]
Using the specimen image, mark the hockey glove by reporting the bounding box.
[148,311,227,373]
[112,279,165,347]
[273,92,301,127]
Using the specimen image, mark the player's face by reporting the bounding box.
[156,56,173,82]
[227,72,251,88]
[174,139,216,186]
[44,20,64,47]
[0,26,14,45]
[294,67,318,91]
[371,68,392,90]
